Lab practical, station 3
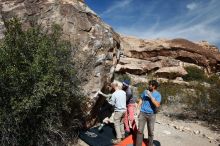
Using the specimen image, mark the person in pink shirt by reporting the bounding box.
[122,80,136,135]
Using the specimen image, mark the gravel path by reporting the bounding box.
[154,118,219,146]
[75,113,220,146]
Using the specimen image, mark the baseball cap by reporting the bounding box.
[122,80,130,86]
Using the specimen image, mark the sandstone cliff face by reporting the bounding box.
[119,35,220,81]
[0,0,120,127]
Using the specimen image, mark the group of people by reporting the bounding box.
[98,79,162,146]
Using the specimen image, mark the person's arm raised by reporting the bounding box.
[146,90,160,108]
[98,91,112,100]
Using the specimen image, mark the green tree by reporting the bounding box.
[183,66,206,81]
[114,73,131,82]
[0,18,84,145]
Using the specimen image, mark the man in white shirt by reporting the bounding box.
[109,82,126,144]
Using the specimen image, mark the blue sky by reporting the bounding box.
[85,0,220,49]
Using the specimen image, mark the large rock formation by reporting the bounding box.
[1,0,220,127]
[119,35,220,81]
[0,0,121,127]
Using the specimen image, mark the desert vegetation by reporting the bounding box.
[114,73,131,82]
[0,19,85,146]
[159,67,220,129]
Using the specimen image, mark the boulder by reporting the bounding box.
[116,57,162,74]
[0,0,120,127]
[120,36,220,73]
[155,66,187,79]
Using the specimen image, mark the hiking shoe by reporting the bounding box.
[98,123,105,131]
[125,131,130,137]
[112,138,121,144]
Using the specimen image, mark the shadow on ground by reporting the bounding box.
[154,140,161,146]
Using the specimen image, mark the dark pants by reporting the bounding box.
[136,112,156,146]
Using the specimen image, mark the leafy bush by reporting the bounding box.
[133,82,147,96]
[183,66,206,81]
[206,74,220,84]
[159,81,220,126]
[158,82,187,104]
[0,19,84,145]
[197,75,220,110]
[114,73,131,82]
[185,83,220,125]
[183,66,220,117]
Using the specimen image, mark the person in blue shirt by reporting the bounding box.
[136,80,162,146]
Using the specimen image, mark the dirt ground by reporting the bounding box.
[75,105,220,146]
[153,113,219,146]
